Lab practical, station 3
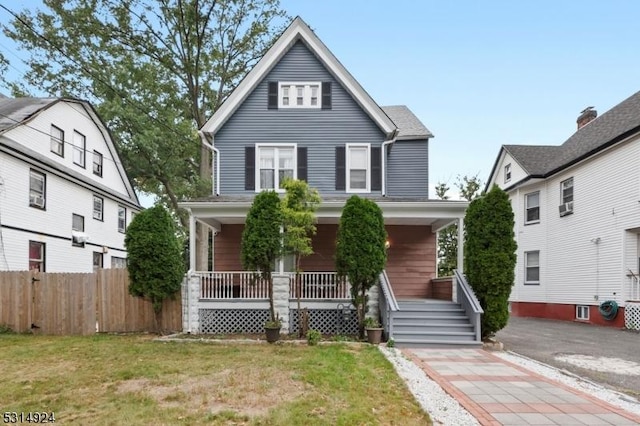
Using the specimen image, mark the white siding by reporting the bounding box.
[490,150,528,190]
[508,133,640,307]
[0,101,140,272]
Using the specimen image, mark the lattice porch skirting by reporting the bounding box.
[625,302,640,330]
[199,309,270,334]
[288,308,358,335]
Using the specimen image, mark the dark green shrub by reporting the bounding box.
[125,205,184,329]
[464,185,517,338]
[306,329,321,346]
[336,195,387,338]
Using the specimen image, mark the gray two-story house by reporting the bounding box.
[179,17,479,346]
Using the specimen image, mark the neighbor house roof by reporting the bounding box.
[201,16,398,138]
[490,90,640,189]
[0,97,58,132]
[381,105,434,140]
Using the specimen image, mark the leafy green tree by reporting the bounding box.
[436,175,482,276]
[241,191,282,324]
[281,179,321,337]
[464,184,517,338]
[336,196,387,338]
[125,204,184,330]
[2,0,288,268]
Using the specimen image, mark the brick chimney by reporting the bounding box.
[577,106,597,130]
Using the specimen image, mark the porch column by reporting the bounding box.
[273,274,290,333]
[457,216,464,274]
[182,272,200,334]
[189,210,196,272]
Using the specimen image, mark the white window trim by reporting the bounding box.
[93,195,104,221]
[576,305,589,320]
[93,151,103,177]
[50,125,64,157]
[118,205,126,233]
[524,250,540,285]
[524,191,540,225]
[29,170,46,209]
[278,81,321,109]
[504,163,511,183]
[561,177,574,204]
[255,143,297,193]
[73,130,86,168]
[346,143,371,193]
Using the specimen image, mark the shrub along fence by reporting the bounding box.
[0,269,181,335]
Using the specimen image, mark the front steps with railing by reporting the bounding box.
[392,299,482,348]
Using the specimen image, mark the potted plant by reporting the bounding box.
[364,317,383,345]
[264,314,282,343]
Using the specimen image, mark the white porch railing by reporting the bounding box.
[289,272,351,300]
[198,271,269,299]
[628,271,640,301]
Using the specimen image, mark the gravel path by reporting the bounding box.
[379,347,640,425]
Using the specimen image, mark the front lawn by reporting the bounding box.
[0,335,431,425]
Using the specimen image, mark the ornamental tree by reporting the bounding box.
[463,184,517,338]
[240,191,282,324]
[281,178,321,337]
[336,195,387,338]
[125,204,184,331]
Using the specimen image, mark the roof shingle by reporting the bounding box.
[381,105,434,140]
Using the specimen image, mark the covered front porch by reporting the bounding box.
[179,196,468,336]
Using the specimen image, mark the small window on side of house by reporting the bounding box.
[29,241,45,272]
[72,213,85,247]
[346,144,370,193]
[73,130,86,167]
[50,125,64,157]
[93,196,104,221]
[504,163,511,183]
[118,206,126,233]
[278,82,321,109]
[525,191,540,224]
[576,305,589,320]
[561,177,574,205]
[111,256,127,269]
[29,170,46,209]
[524,250,540,285]
[93,151,103,177]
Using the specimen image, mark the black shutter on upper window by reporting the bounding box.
[321,82,332,110]
[335,146,345,190]
[268,82,278,109]
[371,146,382,191]
[245,146,255,190]
[297,147,308,182]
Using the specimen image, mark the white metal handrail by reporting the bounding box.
[628,270,640,301]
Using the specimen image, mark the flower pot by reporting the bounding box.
[366,327,383,345]
[265,326,281,343]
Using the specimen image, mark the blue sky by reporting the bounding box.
[2,1,640,199]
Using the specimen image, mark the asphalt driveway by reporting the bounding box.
[495,316,640,400]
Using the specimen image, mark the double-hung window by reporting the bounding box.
[118,206,126,233]
[29,241,45,272]
[50,125,64,157]
[93,195,104,221]
[73,130,86,167]
[525,191,540,224]
[561,177,573,205]
[524,251,540,285]
[257,145,295,191]
[504,163,511,183]
[278,82,321,108]
[346,144,370,192]
[72,214,85,247]
[29,170,46,209]
[93,151,103,177]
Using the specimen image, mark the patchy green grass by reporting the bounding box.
[0,335,431,425]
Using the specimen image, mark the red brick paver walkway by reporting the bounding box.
[403,348,640,425]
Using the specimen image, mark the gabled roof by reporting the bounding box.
[489,90,640,189]
[201,16,397,138]
[381,105,433,140]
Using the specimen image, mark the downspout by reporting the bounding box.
[381,131,398,197]
[198,130,220,196]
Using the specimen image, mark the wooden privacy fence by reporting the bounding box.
[0,269,181,335]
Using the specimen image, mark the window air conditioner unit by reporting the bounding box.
[559,202,573,217]
[30,194,44,208]
[72,231,90,244]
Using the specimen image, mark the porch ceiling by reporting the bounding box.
[181,198,467,232]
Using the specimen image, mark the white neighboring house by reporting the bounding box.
[0,97,142,272]
[487,91,640,327]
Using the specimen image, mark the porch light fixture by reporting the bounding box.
[385,240,391,250]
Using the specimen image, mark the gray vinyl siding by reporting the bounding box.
[386,140,429,197]
[215,40,386,195]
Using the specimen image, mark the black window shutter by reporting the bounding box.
[371,146,381,191]
[321,82,332,110]
[267,82,278,109]
[335,146,345,190]
[245,146,255,190]
[297,147,308,182]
